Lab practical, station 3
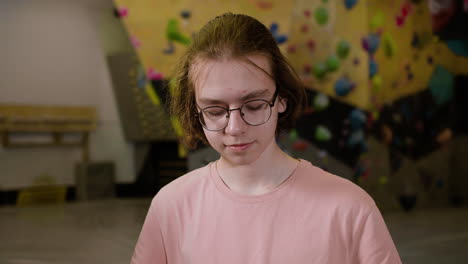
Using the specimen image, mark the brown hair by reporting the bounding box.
[170,12,307,149]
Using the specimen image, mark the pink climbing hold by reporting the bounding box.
[287,44,297,54]
[307,39,316,51]
[117,7,128,18]
[130,35,141,48]
[401,2,412,17]
[147,68,163,80]
[396,15,405,27]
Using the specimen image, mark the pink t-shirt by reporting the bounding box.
[131,159,401,264]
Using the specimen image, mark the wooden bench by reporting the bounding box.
[0,104,97,162]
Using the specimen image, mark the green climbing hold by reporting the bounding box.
[326,55,340,72]
[382,33,397,58]
[313,93,330,111]
[336,40,351,59]
[315,7,329,25]
[167,19,191,45]
[372,75,383,91]
[289,129,298,141]
[315,125,332,142]
[370,11,385,31]
[313,62,327,79]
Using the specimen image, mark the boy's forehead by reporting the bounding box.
[190,55,273,93]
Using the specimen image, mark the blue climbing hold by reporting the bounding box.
[335,77,355,97]
[369,59,378,78]
[270,22,288,44]
[349,109,367,130]
[429,65,454,105]
[345,0,359,10]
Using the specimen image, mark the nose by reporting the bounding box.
[224,109,247,135]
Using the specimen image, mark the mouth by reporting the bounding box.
[226,142,253,152]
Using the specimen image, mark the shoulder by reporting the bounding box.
[152,162,212,210]
[296,159,376,212]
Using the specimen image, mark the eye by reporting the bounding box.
[203,107,226,117]
[244,101,268,111]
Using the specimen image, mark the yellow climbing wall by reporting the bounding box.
[287,0,369,109]
[113,0,294,78]
[113,0,468,111]
[368,0,468,108]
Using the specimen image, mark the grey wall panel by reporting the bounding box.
[107,53,176,141]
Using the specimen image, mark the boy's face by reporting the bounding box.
[193,55,286,166]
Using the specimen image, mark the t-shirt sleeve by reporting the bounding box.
[131,197,167,264]
[354,205,402,264]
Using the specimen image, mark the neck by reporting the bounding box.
[216,142,299,196]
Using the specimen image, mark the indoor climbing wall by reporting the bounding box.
[367,0,468,107]
[112,0,296,147]
[113,0,295,80]
[287,0,370,109]
[109,0,468,211]
[365,0,468,211]
[368,0,468,163]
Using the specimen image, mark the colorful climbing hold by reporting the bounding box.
[167,19,191,45]
[348,130,365,147]
[326,55,340,72]
[312,62,327,80]
[382,33,397,57]
[427,56,434,64]
[180,10,191,19]
[315,125,332,142]
[270,22,288,44]
[337,40,351,59]
[335,77,355,96]
[344,0,358,10]
[314,7,329,25]
[306,39,316,51]
[287,44,297,54]
[289,129,298,141]
[369,59,378,78]
[293,140,308,151]
[303,64,312,73]
[370,11,384,31]
[379,176,388,185]
[429,65,454,105]
[372,75,383,92]
[313,93,330,111]
[130,35,141,48]
[147,67,163,80]
[116,7,129,18]
[446,39,468,57]
[396,15,405,27]
[349,109,367,130]
[362,34,380,54]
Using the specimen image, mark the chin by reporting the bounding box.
[220,148,262,166]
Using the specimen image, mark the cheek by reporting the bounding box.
[203,130,223,147]
[258,113,280,137]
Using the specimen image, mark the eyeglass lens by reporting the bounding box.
[199,100,272,130]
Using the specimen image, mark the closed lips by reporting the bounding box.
[227,143,251,147]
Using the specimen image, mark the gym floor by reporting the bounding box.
[0,199,467,264]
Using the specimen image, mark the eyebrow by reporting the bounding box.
[198,89,271,105]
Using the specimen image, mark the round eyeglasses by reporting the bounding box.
[196,89,279,131]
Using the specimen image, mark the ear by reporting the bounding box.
[278,96,287,114]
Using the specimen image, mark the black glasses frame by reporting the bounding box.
[196,88,279,131]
